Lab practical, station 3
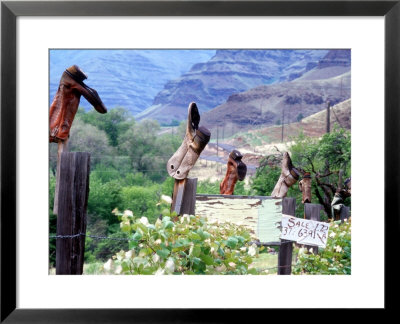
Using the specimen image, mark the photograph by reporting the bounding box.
[48,48,352,276]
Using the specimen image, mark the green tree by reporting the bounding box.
[289,128,351,217]
[118,120,181,181]
[77,107,134,147]
[249,128,351,218]
[68,119,115,168]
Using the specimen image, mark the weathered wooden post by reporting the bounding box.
[53,139,69,215]
[304,203,323,254]
[340,205,350,223]
[56,152,90,275]
[171,178,198,216]
[166,102,210,218]
[278,197,296,275]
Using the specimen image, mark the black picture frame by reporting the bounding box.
[1,0,398,322]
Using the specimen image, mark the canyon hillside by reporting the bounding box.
[136,49,330,123]
[200,49,351,135]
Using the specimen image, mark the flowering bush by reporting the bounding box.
[292,218,351,275]
[103,209,259,275]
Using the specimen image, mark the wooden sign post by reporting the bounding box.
[278,197,296,275]
[304,203,323,253]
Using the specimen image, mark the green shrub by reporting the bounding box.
[120,185,161,224]
[292,218,351,275]
[103,210,259,275]
[87,179,122,225]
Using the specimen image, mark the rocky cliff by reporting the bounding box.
[136,49,329,123]
[200,70,351,135]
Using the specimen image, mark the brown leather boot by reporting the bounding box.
[167,102,210,179]
[298,172,312,203]
[49,65,107,143]
[271,152,299,198]
[220,150,247,195]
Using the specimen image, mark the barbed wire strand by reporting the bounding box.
[49,234,298,270]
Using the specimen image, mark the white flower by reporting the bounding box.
[139,217,149,226]
[335,245,343,253]
[125,250,133,259]
[123,210,133,217]
[154,239,162,245]
[155,218,162,228]
[329,232,336,238]
[180,214,190,224]
[115,265,122,274]
[103,259,113,271]
[120,220,130,229]
[161,195,172,204]
[228,262,236,268]
[248,245,257,257]
[152,254,160,263]
[240,247,247,252]
[155,268,165,275]
[308,248,313,254]
[298,247,307,255]
[165,259,175,273]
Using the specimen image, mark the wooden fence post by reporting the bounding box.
[278,197,296,275]
[304,203,323,254]
[171,178,197,216]
[56,152,90,275]
[340,206,350,223]
[53,139,69,215]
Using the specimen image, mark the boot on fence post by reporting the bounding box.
[271,152,300,198]
[49,65,107,143]
[331,189,351,220]
[298,172,312,205]
[167,102,210,180]
[167,102,210,217]
[220,150,247,195]
[50,65,107,215]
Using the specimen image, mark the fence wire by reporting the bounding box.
[49,232,296,272]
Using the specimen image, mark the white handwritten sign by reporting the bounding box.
[280,215,330,248]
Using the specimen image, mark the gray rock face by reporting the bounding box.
[136,49,329,123]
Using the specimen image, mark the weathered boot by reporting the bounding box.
[271,152,300,198]
[167,102,211,179]
[298,172,312,203]
[49,65,107,143]
[331,185,351,220]
[220,150,247,195]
